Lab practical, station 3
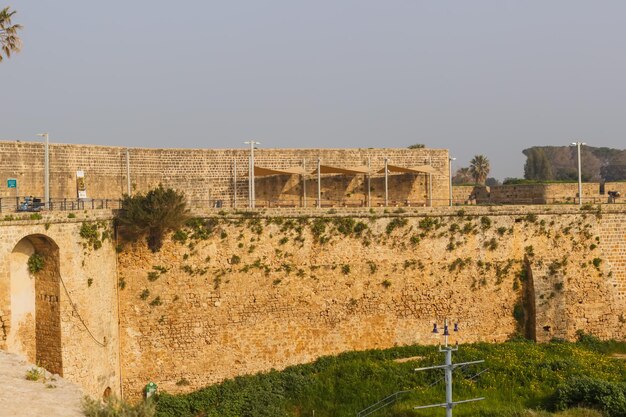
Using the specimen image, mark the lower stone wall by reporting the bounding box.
[451,185,490,204]
[0,215,120,398]
[117,206,626,399]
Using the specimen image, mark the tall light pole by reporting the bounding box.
[571,141,586,206]
[244,141,260,208]
[37,133,49,207]
[449,157,456,207]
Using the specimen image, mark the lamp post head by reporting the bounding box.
[37,133,48,138]
[450,157,456,161]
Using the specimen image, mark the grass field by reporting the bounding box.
[154,334,626,417]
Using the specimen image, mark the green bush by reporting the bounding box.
[592,258,602,269]
[115,185,189,252]
[386,218,408,234]
[83,396,155,417]
[154,339,626,417]
[551,377,626,417]
[27,253,45,273]
[80,221,106,250]
[172,230,188,244]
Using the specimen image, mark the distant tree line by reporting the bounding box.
[523,146,626,182]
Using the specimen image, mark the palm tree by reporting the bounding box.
[469,155,490,184]
[0,7,22,62]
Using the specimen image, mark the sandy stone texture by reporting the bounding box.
[0,350,84,417]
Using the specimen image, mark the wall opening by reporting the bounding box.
[6,235,63,375]
[522,258,537,341]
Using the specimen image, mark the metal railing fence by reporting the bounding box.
[0,195,623,214]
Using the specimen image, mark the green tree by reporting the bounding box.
[115,185,189,252]
[524,148,554,180]
[469,155,490,184]
[452,167,473,184]
[0,7,22,62]
[407,143,425,149]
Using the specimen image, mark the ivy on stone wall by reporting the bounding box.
[27,253,44,273]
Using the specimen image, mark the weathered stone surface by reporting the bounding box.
[0,205,624,401]
[0,141,451,207]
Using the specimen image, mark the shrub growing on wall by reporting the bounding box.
[115,185,189,252]
[27,253,44,273]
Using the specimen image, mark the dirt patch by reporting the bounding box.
[393,355,424,363]
[0,350,83,417]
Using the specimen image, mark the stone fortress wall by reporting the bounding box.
[115,205,626,398]
[0,211,120,398]
[453,182,626,205]
[0,141,451,208]
[0,202,624,400]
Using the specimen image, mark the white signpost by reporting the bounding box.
[76,171,87,199]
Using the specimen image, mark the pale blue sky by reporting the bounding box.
[2,1,625,179]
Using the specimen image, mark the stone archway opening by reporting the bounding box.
[5,235,63,376]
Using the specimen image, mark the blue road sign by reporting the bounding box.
[7,179,17,188]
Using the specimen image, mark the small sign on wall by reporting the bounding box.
[7,178,17,188]
[76,171,87,199]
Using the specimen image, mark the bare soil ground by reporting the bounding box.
[0,350,84,417]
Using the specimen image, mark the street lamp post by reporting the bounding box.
[571,141,586,206]
[244,141,260,208]
[449,157,456,207]
[36,133,49,208]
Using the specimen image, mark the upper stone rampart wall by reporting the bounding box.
[0,141,450,207]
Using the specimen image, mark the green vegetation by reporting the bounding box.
[484,237,498,251]
[522,145,626,182]
[592,258,602,269]
[115,185,189,252]
[469,154,490,184]
[83,397,155,417]
[386,218,408,234]
[25,367,43,381]
[80,221,110,250]
[0,7,23,62]
[27,253,44,273]
[154,338,626,417]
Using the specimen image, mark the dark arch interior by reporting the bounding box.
[11,234,63,376]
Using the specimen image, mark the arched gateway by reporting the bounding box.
[4,234,63,375]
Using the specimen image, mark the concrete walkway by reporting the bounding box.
[0,351,84,417]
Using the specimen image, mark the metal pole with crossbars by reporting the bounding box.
[414,319,485,416]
